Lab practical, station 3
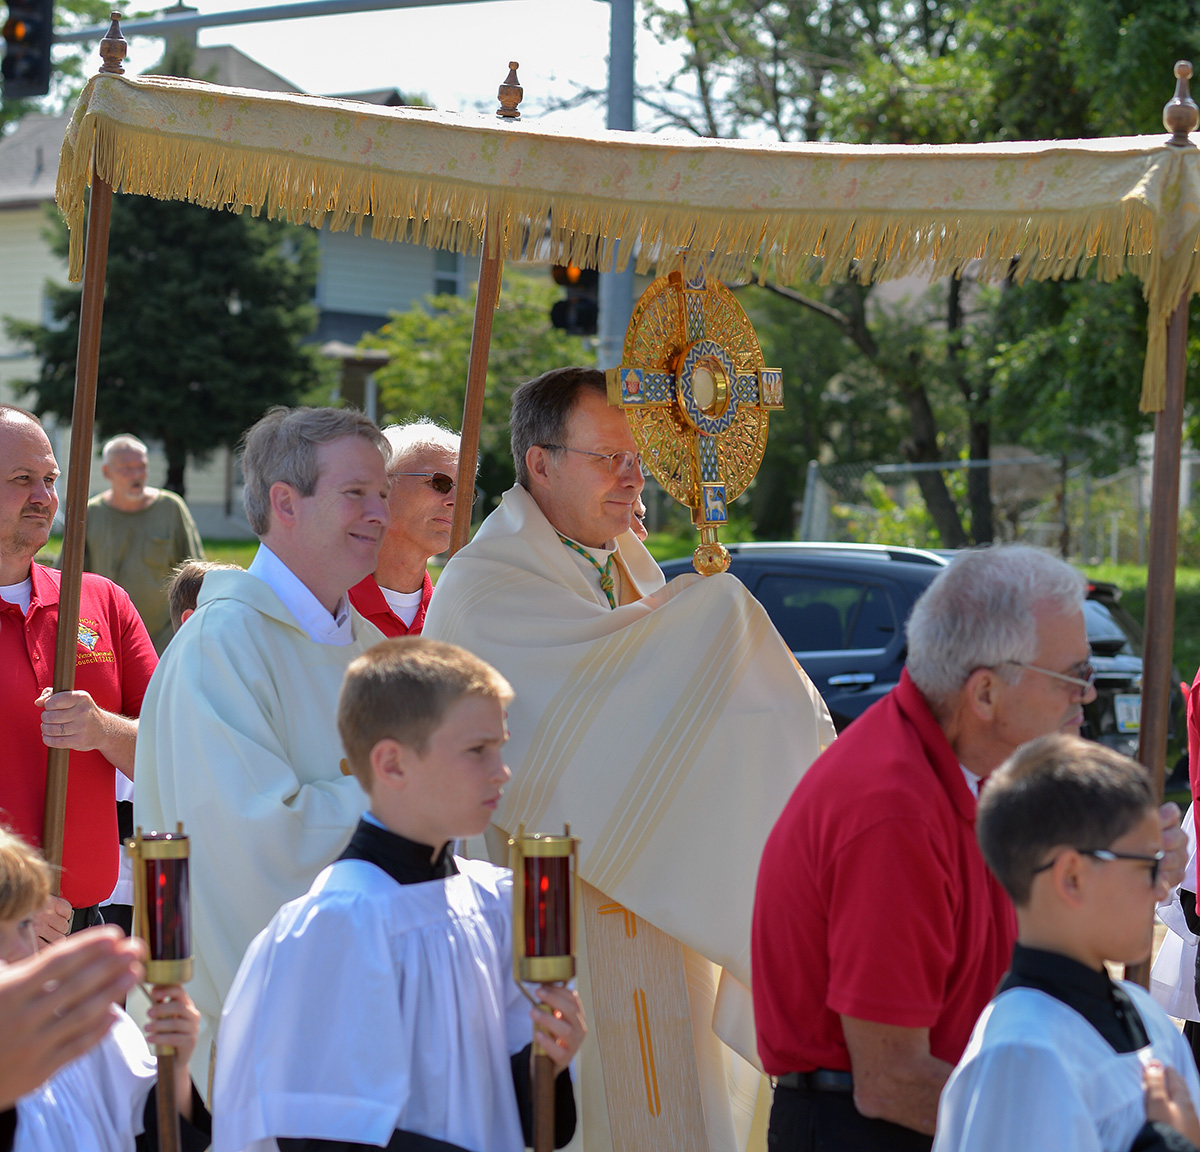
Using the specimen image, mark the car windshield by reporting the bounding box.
[1083,599,1139,657]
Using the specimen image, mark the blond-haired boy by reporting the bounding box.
[214,637,585,1152]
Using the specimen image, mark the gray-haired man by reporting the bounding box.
[134,406,390,1085]
[752,544,1187,1152]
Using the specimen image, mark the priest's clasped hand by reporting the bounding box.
[532,984,586,1074]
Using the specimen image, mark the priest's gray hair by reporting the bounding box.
[240,406,388,537]
[101,433,149,463]
[905,544,1086,714]
[382,419,461,471]
[510,367,609,488]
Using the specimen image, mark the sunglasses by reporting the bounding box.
[388,472,477,504]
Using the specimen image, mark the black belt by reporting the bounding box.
[777,1069,854,1093]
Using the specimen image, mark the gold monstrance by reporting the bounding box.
[605,260,783,575]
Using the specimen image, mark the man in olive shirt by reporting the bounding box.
[83,435,204,652]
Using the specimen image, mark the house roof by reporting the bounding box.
[325,89,409,107]
[0,112,70,207]
[187,46,301,94]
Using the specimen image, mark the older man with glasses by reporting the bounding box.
[348,420,466,637]
[425,365,835,1151]
[752,544,1188,1152]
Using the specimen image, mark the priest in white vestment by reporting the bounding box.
[134,407,391,1088]
[423,367,836,1152]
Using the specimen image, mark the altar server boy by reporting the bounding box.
[214,637,585,1152]
[0,827,209,1152]
[934,734,1200,1152]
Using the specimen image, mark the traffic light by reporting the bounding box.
[2,0,53,99]
[550,263,599,336]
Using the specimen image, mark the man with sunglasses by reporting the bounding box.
[753,545,1188,1152]
[348,420,463,638]
[425,366,835,1151]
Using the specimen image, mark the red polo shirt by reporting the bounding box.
[0,564,157,907]
[752,669,1016,1074]
[348,571,434,638]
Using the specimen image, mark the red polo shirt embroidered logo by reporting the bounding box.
[77,622,99,650]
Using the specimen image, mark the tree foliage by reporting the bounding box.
[361,274,591,512]
[640,0,1200,545]
[7,196,323,494]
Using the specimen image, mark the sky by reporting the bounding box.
[110,0,687,133]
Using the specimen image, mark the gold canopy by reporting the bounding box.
[57,71,1200,410]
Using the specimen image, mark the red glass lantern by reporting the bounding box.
[127,825,192,985]
[510,824,577,984]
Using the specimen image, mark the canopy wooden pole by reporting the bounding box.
[1137,289,1189,799]
[1127,62,1198,987]
[43,14,126,893]
[450,62,522,557]
[43,171,115,890]
[451,233,503,556]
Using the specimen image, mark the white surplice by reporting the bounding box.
[934,982,1200,1152]
[1151,802,1200,1021]
[15,1008,155,1152]
[213,857,532,1152]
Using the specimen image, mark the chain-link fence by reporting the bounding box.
[798,451,1200,563]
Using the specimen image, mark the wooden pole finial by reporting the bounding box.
[1163,60,1198,146]
[497,61,522,120]
[99,11,127,75]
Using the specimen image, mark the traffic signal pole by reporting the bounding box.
[596,0,634,370]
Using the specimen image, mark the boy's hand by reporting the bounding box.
[145,984,200,1121]
[1144,1059,1200,1147]
[532,985,586,1075]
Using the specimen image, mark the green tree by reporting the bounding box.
[642,0,1200,546]
[361,273,591,512]
[7,194,323,494]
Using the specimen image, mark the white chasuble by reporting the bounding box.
[424,485,836,1152]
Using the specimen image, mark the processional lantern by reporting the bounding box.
[127,824,192,1152]
[510,824,578,1152]
[606,257,784,576]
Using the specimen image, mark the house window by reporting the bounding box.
[434,249,461,296]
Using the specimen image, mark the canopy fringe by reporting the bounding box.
[57,74,1200,412]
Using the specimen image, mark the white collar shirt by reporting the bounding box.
[248,543,354,646]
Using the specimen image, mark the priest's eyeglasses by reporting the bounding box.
[538,445,647,477]
[999,660,1097,694]
[1031,848,1165,887]
[388,472,478,505]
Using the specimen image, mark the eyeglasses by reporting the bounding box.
[1000,660,1096,693]
[1032,848,1165,887]
[538,444,647,477]
[388,472,477,505]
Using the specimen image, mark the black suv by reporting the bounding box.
[658,544,1171,749]
[659,543,946,731]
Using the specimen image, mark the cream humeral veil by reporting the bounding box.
[423,485,835,1151]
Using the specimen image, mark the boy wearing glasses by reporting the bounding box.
[934,733,1200,1152]
[349,419,466,638]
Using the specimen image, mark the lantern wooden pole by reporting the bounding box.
[43,14,126,887]
[450,63,522,556]
[1127,61,1197,989]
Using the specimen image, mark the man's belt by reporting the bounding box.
[776,1070,854,1093]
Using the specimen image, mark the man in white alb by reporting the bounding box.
[134,406,390,1086]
